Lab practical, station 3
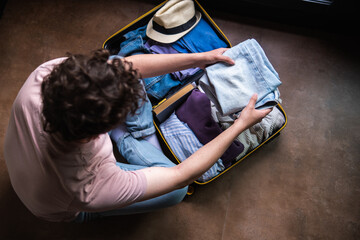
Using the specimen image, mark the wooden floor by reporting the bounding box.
[0,0,359,239]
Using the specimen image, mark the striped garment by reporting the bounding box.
[160,112,225,182]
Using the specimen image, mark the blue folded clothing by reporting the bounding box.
[171,18,228,53]
[199,39,282,116]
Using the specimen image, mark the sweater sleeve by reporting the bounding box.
[69,158,147,212]
[65,136,148,212]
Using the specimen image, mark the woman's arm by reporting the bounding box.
[123,48,234,78]
[138,94,272,201]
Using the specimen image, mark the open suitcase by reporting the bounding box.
[103,0,287,194]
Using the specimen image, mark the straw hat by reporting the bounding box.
[146,0,201,44]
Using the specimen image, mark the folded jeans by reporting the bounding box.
[199,39,282,116]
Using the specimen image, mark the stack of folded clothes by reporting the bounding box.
[160,88,285,183]
[159,38,285,182]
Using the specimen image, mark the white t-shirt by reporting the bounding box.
[4,58,147,222]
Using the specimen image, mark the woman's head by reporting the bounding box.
[41,49,145,142]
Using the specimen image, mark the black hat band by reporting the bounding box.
[152,15,197,35]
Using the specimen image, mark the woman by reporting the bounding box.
[4,48,271,222]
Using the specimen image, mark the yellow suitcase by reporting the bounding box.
[103,0,287,194]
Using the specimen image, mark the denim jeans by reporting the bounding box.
[124,89,156,138]
[118,25,148,56]
[74,85,188,223]
[199,39,282,116]
[116,26,182,100]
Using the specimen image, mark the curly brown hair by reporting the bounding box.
[41,49,146,142]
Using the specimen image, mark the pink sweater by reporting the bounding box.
[4,58,147,222]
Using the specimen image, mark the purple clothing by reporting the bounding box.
[175,89,244,168]
[144,39,178,54]
[144,39,200,81]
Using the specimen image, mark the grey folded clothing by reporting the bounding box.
[213,105,286,160]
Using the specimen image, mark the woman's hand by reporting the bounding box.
[234,94,272,130]
[198,48,235,69]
